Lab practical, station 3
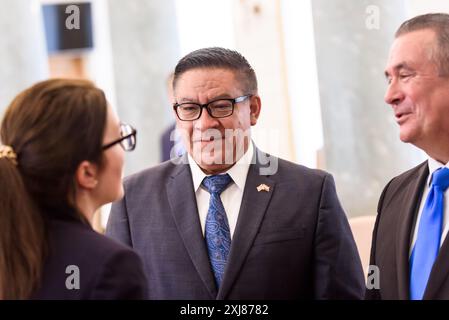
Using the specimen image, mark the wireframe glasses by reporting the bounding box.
[102,123,137,151]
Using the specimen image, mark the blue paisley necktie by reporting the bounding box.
[202,174,233,288]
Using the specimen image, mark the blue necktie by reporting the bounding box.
[202,174,232,288]
[410,167,449,300]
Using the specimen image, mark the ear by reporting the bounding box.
[75,160,99,190]
[249,95,261,126]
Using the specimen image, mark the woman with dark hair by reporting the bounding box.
[0,79,147,299]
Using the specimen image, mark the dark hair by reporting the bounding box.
[173,47,258,94]
[396,13,449,76]
[0,79,108,299]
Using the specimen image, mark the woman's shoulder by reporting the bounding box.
[33,218,147,300]
[48,218,133,256]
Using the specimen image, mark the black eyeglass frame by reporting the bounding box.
[102,123,137,151]
[173,94,252,121]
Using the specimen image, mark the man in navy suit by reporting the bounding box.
[107,47,364,299]
[367,13,449,300]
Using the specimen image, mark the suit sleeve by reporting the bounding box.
[365,178,393,300]
[313,173,366,299]
[105,191,133,247]
[89,248,148,300]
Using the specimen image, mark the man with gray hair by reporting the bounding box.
[107,47,364,299]
[368,13,449,300]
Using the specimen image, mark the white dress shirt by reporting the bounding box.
[187,144,254,239]
[409,158,449,256]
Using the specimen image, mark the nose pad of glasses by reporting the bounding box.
[195,109,220,129]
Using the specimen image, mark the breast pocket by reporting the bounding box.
[253,227,305,246]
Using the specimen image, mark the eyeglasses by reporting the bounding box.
[102,123,137,151]
[173,95,252,121]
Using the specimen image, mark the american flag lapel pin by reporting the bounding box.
[257,183,270,192]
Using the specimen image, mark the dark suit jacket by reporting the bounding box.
[32,216,148,299]
[106,148,365,299]
[366,160,449,300]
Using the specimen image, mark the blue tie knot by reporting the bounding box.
[431,167,449,191]
[202,174,232,195]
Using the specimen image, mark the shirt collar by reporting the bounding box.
[188,143,254,192]
[427,157,449,186]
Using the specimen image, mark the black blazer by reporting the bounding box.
[107,148,365,299]
[32,216,147,299]
[367,160,449,300]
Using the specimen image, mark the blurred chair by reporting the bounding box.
[349,215,376,272]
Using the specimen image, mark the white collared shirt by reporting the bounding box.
[187,144,254,239]
[409,158,449,256]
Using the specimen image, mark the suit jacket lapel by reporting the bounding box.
[424,229,449,299]
[166,158,218,298]
[217,149,276,299]
[395,162,428,300]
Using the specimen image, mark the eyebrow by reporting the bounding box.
[178,97,196,103]
[384,62,414,79]
[178,94,234,103]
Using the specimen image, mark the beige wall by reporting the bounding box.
[407,0,449,16]
[232,0,296,162]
